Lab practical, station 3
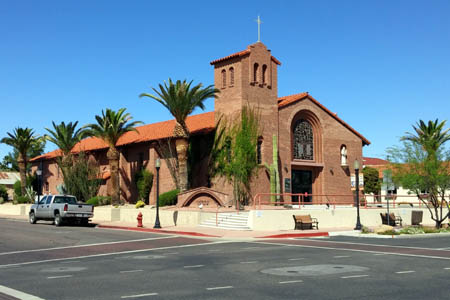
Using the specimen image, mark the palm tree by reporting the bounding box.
[140,79,219,192]
[1,127,41,196]
[45,121,86,168]
[401,119,450,157]
[83,108,142,205]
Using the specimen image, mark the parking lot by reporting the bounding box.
[1,218,449,300]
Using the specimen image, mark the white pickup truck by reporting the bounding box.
[29,194,94,226]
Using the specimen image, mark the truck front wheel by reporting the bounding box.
[29,212,37,224]
[54,213,63,227]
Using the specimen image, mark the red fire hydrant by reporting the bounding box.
[137,212,143,228]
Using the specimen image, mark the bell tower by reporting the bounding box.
[210,41,281,165]
[210,42,280,119]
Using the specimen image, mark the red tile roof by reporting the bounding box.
[31,112,216,161]
[363,157,389,166]
[32,92,370,162]
[278,93,370,145]
[210,48,281,66]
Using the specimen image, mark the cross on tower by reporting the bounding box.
[255,15,262,42]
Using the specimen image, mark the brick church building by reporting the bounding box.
[32,42,369,207]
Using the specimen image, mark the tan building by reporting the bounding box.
[31,42,370,207]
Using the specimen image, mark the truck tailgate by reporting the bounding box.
[67,204,93,214]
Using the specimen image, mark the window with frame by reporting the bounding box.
[293,119,314,160]
[221,69,226,89]
[257,138,263,164]
[262,64,267,84]
[229,67,234,86]
[253,63,259,83]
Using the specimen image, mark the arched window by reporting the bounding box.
[253,63,259,83]
[229,67,234,86]
[262,64,267,84]
[221,69,226,89]
[257,137,263,164]
[340,145,347,166]
[293,119,314,160]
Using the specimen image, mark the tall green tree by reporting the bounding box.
[45,121,86,173]
[83,108,142,205]
[210,106,261,207]
[362,166,381,196]
[140,79,219,192]
[0,138,45,172]
[402,119,450,156]
[388,119,450,228]
[45,121,85,156]
[1,128,42,196]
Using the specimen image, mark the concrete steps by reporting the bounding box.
[199,212,250,230]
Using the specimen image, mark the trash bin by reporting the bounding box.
[411,210,423,225]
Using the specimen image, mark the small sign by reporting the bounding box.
[350,174,364,189]
[284,178,291,193]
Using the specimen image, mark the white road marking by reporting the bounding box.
[206,286,233,290]
[242,247,261,250]
[341,275,369,279]
[208,249,221,252]
[0,285,46,300]
[47,275,73,279]
[184,265,204,268]
[288,258,305,261]
[0,236,176,256]
[396,270,415,274]
[253,241,450,261]
[292,239,450,252]
[436,247,450,250]
[373,253,386,256]
[121,293,158,298]
[279,280,303,284]
[120,270,144,273]
[333,255,350,258]
[240,261,257,264]
[0,241,232,268]
[445,267,450,270]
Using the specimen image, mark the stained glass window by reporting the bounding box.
[293,119,313,160]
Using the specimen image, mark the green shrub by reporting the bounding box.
[0,185,8,202]
[86,196,111,206]
[135,200,145,208]
[423,227,439,234]
[135,169,154,203]
[0,197,4,204]
[159,189,179,207]
[399,226,425,235]
[14,196,29,204]
[361,226,372,234]
[13,180,22,197]
[377,229,400,235]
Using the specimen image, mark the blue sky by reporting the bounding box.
[1,0,449,160]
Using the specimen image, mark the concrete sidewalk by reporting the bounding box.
[95,220,354,239]
[1,214,352,239]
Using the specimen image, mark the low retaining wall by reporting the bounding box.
[249,207,436,230]
[92,206,216,227]
[0,203,439,230]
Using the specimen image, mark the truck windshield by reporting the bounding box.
[53,196,77,204]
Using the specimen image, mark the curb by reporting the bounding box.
[97,225,221,238]
[258,232,329,238]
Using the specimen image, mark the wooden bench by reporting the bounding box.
[380,213,402,226]
[293,215,318,230]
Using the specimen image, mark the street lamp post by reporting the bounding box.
[154,158,161,229]
[36,161,43,205]
[354,159,362,230]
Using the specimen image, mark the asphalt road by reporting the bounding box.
[1,218,449,300]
